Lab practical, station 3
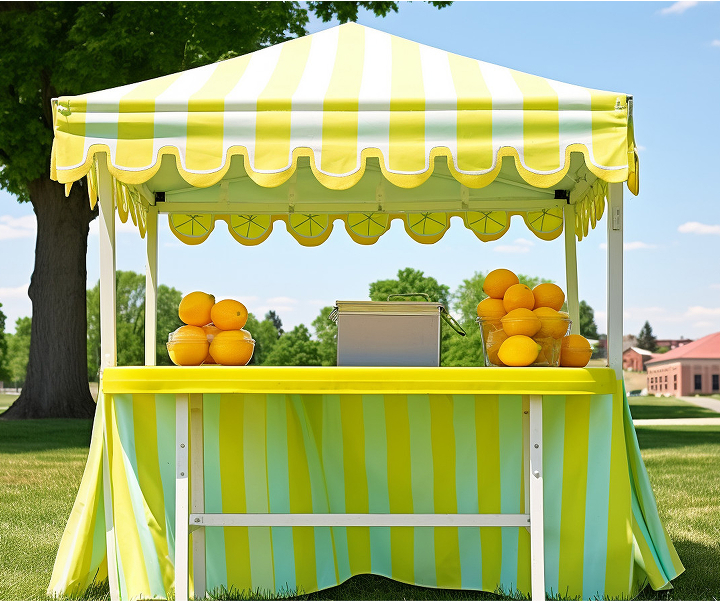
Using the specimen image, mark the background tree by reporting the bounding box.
[0,303,10,383]
[4,317,32,389]
[86,271,183,378]
[265,311,285,336]
[0,1,450,418]
[263,324,322,366]
[244,313,283,365]
[312,306,338,366]
[579,300,599,339]
[637,321,658,352]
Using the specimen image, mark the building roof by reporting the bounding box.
[624,346,655,356]
[645,331,720,364]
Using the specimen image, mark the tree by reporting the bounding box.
[579,300,599,339]
[86,271,183,378]
[0,2,451,418]
[244,313,283,365]
[637,321,658,352]
[0,303,10,382]
[4,317,32,388]
[263,324,322,366]
[265,311,284,336]
[312,306,338,366]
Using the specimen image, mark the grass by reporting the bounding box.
[0,398,718,600]
[627,396,719,420]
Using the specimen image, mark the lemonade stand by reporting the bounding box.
[48,24,683,601]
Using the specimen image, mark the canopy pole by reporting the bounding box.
[145,205,158,366]
[97,156,117,374]
[606,183,623,378]
[563,203,580,335]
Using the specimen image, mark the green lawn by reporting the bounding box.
[627,395,719,420]
[1,402,718,600]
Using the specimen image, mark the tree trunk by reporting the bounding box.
[2,176,97,419]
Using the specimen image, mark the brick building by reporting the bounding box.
[622,347,656,372]
[645,332,720,396]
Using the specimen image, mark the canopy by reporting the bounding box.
[51,23,638,246]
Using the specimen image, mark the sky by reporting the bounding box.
[1,1,719,340]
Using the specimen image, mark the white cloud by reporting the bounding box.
[0,284,29,300]
[685,306,720,317]
[712,40,720,47]
[635,144,647,151]
[266,296,298,305]
[599,241,657,250]
[493,238,534,254]
[710,283,720,290]
[0,215,36,241]
[89,217,142,236]
[660,1,699,15]
[693,321,716,329]
[678,221,720,235]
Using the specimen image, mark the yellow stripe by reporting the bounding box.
[108,398,152,595]
[475,394,502,589]
[511,70,560,173]
[287,397,318,592]
[340,395,371,574]
[186,57,252,172]
[255,37,313,171]
[219,394,251,588]
[321,24,364,175]
[558,395,591,595]
[448,54,494,172]
[604,386,633,594]
[54,97,87,171]
[430,394,460,588]
[389,36,425,172]
[385,395,414,581]
[591,90,628,168]
[116,74,181,170]
[132,395,173,592]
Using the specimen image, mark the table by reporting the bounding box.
[48,366,683,600]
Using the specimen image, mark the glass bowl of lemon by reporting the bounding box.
[477,310,571,367]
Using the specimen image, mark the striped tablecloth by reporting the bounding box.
[49,368,682,599]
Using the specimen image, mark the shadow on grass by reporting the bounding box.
[0,418,93,454]
[628,404,718,420]
[634,425,720,451]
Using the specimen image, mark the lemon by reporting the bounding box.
[501,308,541,337]
[483,269,519,299]
[533,307,571,339]
[497,335,541,367]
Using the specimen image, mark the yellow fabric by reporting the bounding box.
[51,23,637,196]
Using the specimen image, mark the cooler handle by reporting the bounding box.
[385,293,467,337]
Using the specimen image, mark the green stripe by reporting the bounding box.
[322,395,351,582]
[363,394,391,575]
[498,395,522,591]
[266,395,295,592]
[114,395,165,595]
[243,395,274,591]
[202,394,227,591]
[453,395,483,590]
[155,394,177,561]
[582,394,613,599]
[408,394,436,587]
[541,395,566,595]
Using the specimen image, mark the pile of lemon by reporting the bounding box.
[167,291,255,366]
[476,269,592,368]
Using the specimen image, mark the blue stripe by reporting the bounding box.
[408,395,436,587]
[202,394,227,592]
[498,395,522,592]
[582,394,613,599]
[363,395,391,577]
[542,395,566,595]
[267,395,296,592]
[453,395,482,589]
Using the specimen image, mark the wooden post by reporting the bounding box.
[606,183,624,378]
[145,205,158,366]
[190,394,206,598]
[175,394,189,601]
[563,202,580,335]
[97,156,116,373]
[528,394,546,601]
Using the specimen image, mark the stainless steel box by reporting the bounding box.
[335,301,442,367]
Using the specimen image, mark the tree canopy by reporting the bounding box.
[637,321,658,352]
[0,303,10,382]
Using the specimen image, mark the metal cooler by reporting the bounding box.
[334,301,443,367]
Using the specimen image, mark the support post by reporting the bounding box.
[528,394,546,601]
[190,394,206,598]
[606,183,624,378]
[175,394,189,601]
[145,205,158,366]
[101,401,121,601]
[97,156,117,373]
[563,202,580,335]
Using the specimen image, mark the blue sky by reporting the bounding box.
[1,1,719,340]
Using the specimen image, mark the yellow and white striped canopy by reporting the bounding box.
[51,23,638,246]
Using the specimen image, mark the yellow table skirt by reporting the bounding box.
[49,367,683,599]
